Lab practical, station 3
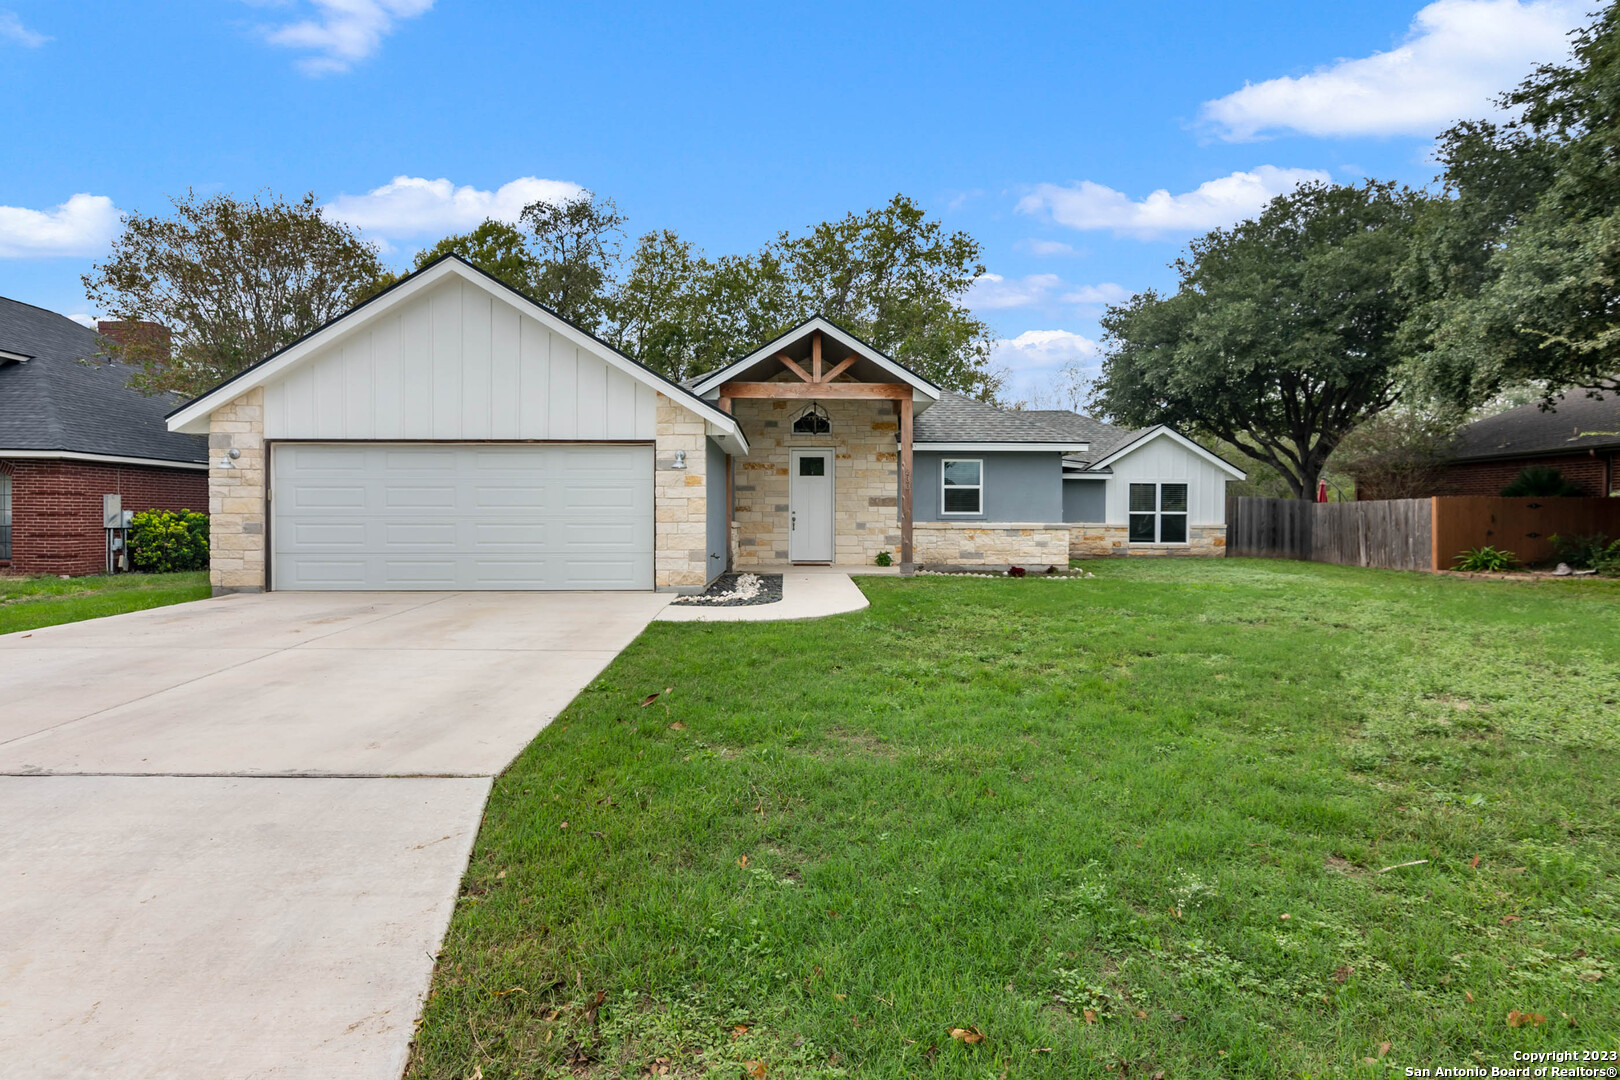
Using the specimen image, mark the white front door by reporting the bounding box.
[788,448,834,563]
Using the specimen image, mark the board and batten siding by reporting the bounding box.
[261,276,659,441]
[1102,435,1231,525]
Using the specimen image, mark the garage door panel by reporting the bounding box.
[273,443,653,590]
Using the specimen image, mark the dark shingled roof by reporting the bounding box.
[0,297,208,465]
[914,392,1105,444]
[1452,391,1620,462]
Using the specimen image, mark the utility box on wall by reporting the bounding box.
[102,494,123,530]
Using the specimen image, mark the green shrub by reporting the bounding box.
[1500,465,1584,496]
[127,509,209,572]
[1452,545,1518,572]
[874,550,893,567]
[1551,532,1620,574]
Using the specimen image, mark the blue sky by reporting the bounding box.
[0,0,1590,402]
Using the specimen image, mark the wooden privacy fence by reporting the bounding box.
[1225,497,1431,570]
[1226,495,1620,570]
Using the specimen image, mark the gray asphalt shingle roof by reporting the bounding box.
[1452,391,1620,461]
[0,297,208,465]
[913,392,1116,444]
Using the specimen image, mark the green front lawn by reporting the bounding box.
[409,561,1619,1079]
[0,571,210,635]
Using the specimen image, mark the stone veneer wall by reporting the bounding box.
[1070,524,1227,558]
[654,392,709,591]
[914,521,1070,568]
[208,387,266,594]
[731,398,902,568]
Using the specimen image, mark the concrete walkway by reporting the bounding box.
[0,589,668,1079]
[656,566,875,623]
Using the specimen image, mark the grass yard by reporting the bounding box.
[0,571,210,635]
[409,560,1620,1079]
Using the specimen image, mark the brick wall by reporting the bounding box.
[1432,453,1616,498]
[0,458,208,575]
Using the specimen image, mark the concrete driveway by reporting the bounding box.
[0,590,667,1078]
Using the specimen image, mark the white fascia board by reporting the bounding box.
[705,421,751,457]
[689,316,942,403]
[0,449,208,470]
[165,259,744,442]
[913,442,1090,453]
[1088,426,1247,479]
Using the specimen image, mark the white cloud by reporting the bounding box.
[991,328,1101,376]
[1061,283,1133,306]
[1017,238,1078,257]
[255,0,434,75]
[1202,0,1587,140]
[1017,166,1331,238]
[324,175,586,239]
[66,313,97,328]
[967,273,1062,310]
[0,194,121,258]
[0,10,49,47]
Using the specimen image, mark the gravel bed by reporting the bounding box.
[669,572,784,607]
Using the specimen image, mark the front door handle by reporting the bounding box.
[791,512,797,531]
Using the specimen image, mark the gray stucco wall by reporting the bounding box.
[1063,478,1107,523]
[911,451,1064,522]
[705,437,728,583]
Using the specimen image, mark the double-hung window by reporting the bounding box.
[1128,482,1188,543]
[942,459,983,515]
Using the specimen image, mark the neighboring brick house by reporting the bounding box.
[1428,392,1619,498]
[0,298,208,575]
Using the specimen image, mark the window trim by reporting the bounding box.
[941,457,985,516]
[1127,481,1190,545]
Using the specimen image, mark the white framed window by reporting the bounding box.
[942,458,983,515]
[1128,482,1188,543]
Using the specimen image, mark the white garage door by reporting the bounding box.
[271,443,654,590]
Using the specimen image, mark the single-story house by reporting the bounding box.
[1421,391,1619,498]
[166,255,1242,595]
[0,297,208,575]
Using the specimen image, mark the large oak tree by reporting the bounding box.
[83,191,386,397]
[1092,181,1423,500]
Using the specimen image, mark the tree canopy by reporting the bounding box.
[1092,181,1423,500]
[422,194,1001,399]
[1406,4,1620,407]
[83,190,386,397]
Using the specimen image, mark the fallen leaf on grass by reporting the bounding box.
[1470,854,1481,868]
[1464,991,1474,1003]
[1506,1010,1546,1028]
[668,721,686,730]
[1082,1010,1098,1024]
[732,1024,750,1040]
[1133,1010,1148,1020]
[745,1060,767,1079]
[559,821,569,830]
[737,855,749,868]
[491,986,526,997]
[1378,1041,1391,1058]
[1031,1047,1052,1053]
[1334,965,1353,983]
[639,693,660,707]
[1500,915,1521,925]
[949,1026,985,1044]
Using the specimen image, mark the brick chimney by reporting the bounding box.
[97,320,172,361]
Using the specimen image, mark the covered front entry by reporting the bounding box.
[271,441,654,590]
[689,316,942,573]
